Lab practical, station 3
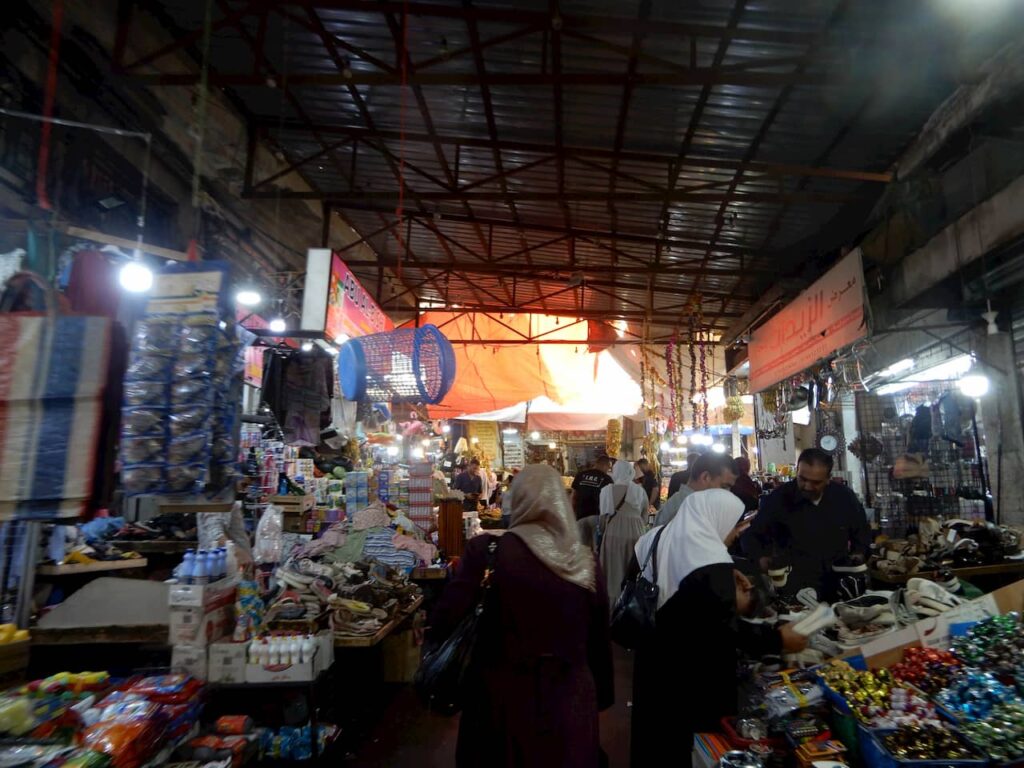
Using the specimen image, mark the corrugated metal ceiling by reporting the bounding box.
[133,0,1022,329]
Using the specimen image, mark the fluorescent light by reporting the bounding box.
[301,342,313,352]
[269,318,286,333]
[711,443,726,454]
[959,374,990,398]
[909,354,974,383]
[876,381,915,396]
[886,358,915,376]
[236,290,261,306]
[502,428,518,435]
[740,394,754,404]
[119,262,153,293]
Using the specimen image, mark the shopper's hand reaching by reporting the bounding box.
[778,623,809,653]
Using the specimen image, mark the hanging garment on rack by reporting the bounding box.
[260,350,334,446]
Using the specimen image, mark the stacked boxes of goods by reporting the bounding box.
[408,462,434,529]
[345,472,369,517]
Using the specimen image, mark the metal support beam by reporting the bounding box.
[257,122,891,183]
[248,189,860,204]
[124,70,831,87]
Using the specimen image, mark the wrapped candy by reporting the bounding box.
[882,724,976,761]
[936,669,1019,721]
[891,648,962,696]
[962,701,1024,762]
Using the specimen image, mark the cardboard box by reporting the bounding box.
[282,512,310,534]
[169,604,234,646]
[171,645,208,680]
[244,631,333,684]
[381,630,421,683]
[208,641,249,683]
[168,576,238,610]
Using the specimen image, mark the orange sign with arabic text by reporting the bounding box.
[748,249,866,392]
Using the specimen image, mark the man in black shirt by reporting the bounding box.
[452,458,484,511]
[570,455,613,520]
[740,448,870,600]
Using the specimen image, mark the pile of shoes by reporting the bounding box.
[899,577,963,618]
[271,557,421,640]
[108,514,197,542]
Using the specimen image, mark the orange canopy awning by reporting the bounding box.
[403,312,641,417]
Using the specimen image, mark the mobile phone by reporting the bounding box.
[741,510,758,523]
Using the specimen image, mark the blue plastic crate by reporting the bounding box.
[861,728,988,768]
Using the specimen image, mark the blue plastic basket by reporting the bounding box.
[337,324,456,404]
[860,728,987,768]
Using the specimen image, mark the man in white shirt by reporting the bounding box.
[654,453,738,527]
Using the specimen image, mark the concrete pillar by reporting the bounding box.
[977,331,1024,525]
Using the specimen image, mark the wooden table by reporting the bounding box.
[37,559,148,576]
[333,595,424,649]
[410,566,448,581]
[871,560,1024,585]
[31,623,168,645]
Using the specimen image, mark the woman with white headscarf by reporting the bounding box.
[630,489,806,768]
[428,463,613,768]
[597,459,650,606]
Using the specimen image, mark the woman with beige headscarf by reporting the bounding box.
[597,459,650,607]
[428,463,614,768]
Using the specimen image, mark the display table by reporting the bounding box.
[37,559,148,576]
[333,595,423,649]
[871,560,1024,585]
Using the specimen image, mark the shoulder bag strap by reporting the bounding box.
[642,526,666,585]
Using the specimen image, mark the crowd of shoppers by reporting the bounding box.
[428,447,868,767]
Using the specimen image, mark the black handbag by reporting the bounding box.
[609,526,665,649]
[414,538,499,715]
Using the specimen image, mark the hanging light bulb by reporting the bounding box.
[959,374,990,398]
[119,261,153,293]
[301,342,313,352]
[269,318,286,333]
[236,289,261,306]
[530,431,540,441]
[660,441,670,452]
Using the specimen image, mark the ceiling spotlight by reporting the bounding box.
[959,374,990,398]
[442,424,451,433]
[236,289,261,306]
[269,317,286,333]
[119,261,153,293]
[530,431,540,440]
[547,441,556,449]
[301,342,314,352]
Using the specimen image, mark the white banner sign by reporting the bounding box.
[749,249,867,392]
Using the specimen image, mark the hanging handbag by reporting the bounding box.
[609,525,665,649]
[414,537,499,715]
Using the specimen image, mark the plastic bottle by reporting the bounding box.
[180,550,197,585]
[246,448,259,477]
[268,637,280,665]
[288,636,300,665]
[225,542,238,578]
[194,550,210,586]
[301,634,315,664]
[213,548,225,581]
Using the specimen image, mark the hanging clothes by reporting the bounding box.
[261,349,334,445]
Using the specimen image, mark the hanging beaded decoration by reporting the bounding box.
[664,335,676,431]
[688,314,697,431]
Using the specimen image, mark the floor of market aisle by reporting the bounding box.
[344,646,635,766]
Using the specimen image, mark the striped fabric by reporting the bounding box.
[0,314,111,520]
